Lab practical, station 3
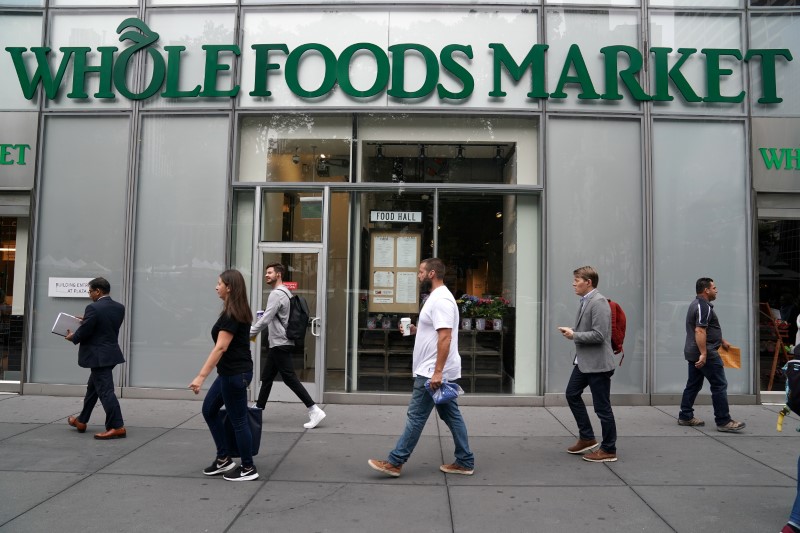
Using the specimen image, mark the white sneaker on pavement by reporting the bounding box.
[304,409,326,429]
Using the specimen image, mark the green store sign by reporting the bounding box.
[759,148,800,170]
[3,18,794,104]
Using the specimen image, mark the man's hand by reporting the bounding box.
[695,354,707,369]
[721,340,731,351]
[65,329,73,341]
[429,370,443,390]
[558,326,574,340]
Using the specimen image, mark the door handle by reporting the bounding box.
[311,317,321,337]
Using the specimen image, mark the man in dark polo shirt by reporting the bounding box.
[677,277,745,432]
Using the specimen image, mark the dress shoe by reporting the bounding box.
[566,438,598,454]
[94,427,126,440]
[67,416,87,433]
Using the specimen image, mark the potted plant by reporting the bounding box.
[457,294,478,330]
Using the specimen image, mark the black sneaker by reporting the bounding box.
[203,457,236,476]
[224,464,259,482]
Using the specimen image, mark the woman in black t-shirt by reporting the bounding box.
[189,269,259,481]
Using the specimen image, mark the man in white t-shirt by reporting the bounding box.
[368,258,474,478]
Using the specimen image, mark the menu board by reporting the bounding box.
[368,232,421,314]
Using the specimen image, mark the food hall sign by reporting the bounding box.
[3,18,794,104]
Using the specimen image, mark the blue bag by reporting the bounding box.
[219,406,263,457]
[424,379,464,405]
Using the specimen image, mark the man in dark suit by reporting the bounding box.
[65,277,127,440]
[558,265,618,463]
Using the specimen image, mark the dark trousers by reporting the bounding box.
[78,365,124,430]
[565,365,617,453]
[202,372,254,467]
[256,345,314,409]
[679,356,731,427]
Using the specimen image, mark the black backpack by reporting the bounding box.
[278,287,310,342]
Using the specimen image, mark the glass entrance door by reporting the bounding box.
[255,245,324,402]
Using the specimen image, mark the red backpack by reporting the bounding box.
[608,299,626,365]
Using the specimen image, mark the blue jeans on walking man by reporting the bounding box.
[565,366,617,453]
[202,371,254,467]
[679,354,731,427]
[388,376,474,469]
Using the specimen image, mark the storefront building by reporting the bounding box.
[0,0,798,404]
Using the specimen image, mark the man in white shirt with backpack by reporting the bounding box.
[251,262,325,429]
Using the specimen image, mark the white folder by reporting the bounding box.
[51,312,82,337]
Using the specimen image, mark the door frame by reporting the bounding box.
[253,242,327,403]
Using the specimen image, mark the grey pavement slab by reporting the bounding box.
[0,422,40,441]
[607,436,795,487]
[441,436,625,487]
[114,398,202,428]
[99,428,301,478]
[0,424,168,473]
[443,406,572,437]
[230,481,452,533]
[549,405,704,437]
[0,472,262,533]
[635,485,791,533]
[275,433,446,484]
[449,486,675,533]
[658,404,789,437]
[717,436,799,478]
[308,403,438,435]
[0,395,83,423]
[0,472,87,525]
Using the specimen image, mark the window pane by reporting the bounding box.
[651,0,742,6]
[652,120,749,394]
[649,13,744,115]
[46,12,137,110]
[129,116,230,388]
[30,116,129,384]
[358,115,538,185]
[750,14,800,116]
[0,14,42,110]
[545,9,641,112]
[260,191,323,243]
[143,9,237,109]
[546,117,644,394]
[237,115,351,183]
[549,0,638,4]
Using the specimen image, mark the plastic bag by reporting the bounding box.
[424,379,465,405]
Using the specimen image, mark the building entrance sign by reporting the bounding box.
[3,18,793,105]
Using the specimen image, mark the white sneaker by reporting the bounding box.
[304,409,326,429]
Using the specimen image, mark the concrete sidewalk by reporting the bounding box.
[0,393,796,532]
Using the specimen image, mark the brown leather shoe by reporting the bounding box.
[367,459,401,477]
[94,427,126,440]
[566,438,598,454]
[67,416,87,433]
[583,449,617,463]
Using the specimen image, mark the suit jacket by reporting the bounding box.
[572,290,616,374]
[71,296,126,369]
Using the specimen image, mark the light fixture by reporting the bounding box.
[376,144,384,159]
[418,144,426,159]
[495,146,503,164]
[292,147,300,165]
[456,145,465,161]
[495,212,503,219]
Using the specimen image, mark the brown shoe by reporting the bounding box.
[440,463,474,475]
[368,459,401,477]
[67,416,87,433]
[678,417,705,427]
[566,438,598,454]
[94,427,126,440]
[583,449,617,463]
[717,420,746,433]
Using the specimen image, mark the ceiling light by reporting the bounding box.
[292,147,300,165]
[456,145,465,161]
[495,146,503,164]
[419,144,426,159]
[376,144,384,159]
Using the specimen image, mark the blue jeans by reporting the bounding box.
[565,366,617,453]
[679,355,731,427]
[202,372,254,467]
[790,455,800,527]
[388,376,474,469]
